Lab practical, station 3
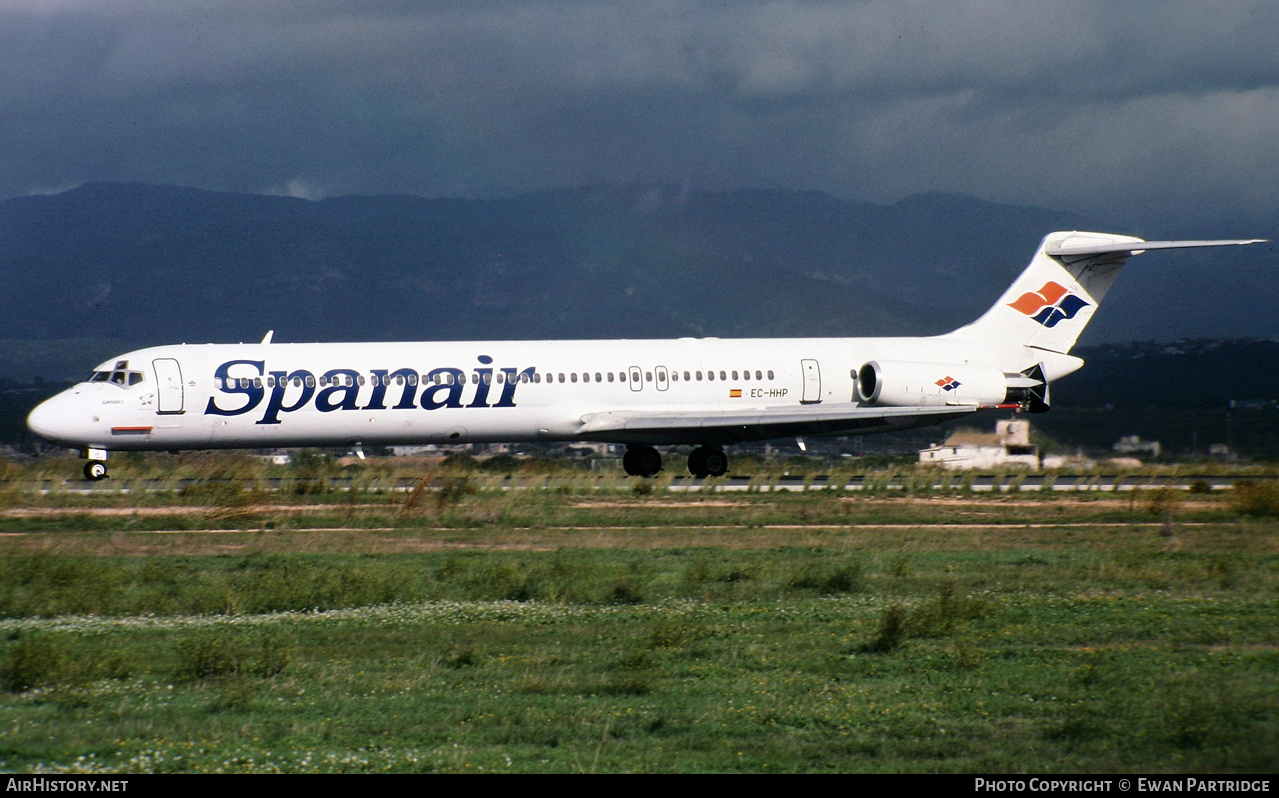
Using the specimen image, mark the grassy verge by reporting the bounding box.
[1,591,1274,773]
[0,469,1275,773]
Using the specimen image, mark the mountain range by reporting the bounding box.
[1,182,1274,379]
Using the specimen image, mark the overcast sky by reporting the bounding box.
[4,0,1278,226]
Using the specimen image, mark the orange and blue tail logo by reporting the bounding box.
[1008,281,1090,328]
[935,376,961,392]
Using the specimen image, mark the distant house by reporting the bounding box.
[918,419,1040,470]
[1113,435,1161,458]
[1209,443,1236,460]
[389,444,439,457]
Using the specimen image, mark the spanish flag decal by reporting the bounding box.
[729,389,742,398]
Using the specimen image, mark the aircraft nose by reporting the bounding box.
[27,398,62,442]
[27,394,88,447]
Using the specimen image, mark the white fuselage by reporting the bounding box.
[26,334,1020,452]
[34,231,1256,469]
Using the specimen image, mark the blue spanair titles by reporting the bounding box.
[205,357,536,424]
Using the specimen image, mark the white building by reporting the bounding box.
[918,419,1040,470]
[1113,435,1161,458]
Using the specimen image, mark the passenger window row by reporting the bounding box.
[213,369,778,390]
[540,369,776,384]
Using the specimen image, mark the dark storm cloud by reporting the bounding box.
[3,0,1278,222]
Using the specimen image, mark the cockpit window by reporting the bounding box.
[87,369,145,387]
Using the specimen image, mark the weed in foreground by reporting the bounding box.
[174,629,293,683]
[603,647,657,696]
[442,644,482,669]
[174,632,248,683]
[400,473,477,515]
[1151,671,1279,768]
[787,560,864,595]
[180,479,257,520]
[0,632,136,692]
[1231,480,1279,517]
[859,582,993,655]
[908,581,992,639]
[861,605,909,654]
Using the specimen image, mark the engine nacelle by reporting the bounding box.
[856,360,1034,408]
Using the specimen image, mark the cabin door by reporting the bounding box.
[153,358,185,415]
[800,359,822,404]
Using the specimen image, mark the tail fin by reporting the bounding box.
[945,231,1264,356]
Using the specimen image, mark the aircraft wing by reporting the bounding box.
[577,403,979,446]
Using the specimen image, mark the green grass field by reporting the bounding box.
[1,457,1276,773]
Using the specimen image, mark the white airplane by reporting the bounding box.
[27,231,1263,480]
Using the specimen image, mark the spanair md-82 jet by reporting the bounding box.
[27,231,1263,480]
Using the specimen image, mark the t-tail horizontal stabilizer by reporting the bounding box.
[1045,238,1266,260]
[947,232,1267,357]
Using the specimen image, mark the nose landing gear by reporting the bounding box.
[81,448,109,481]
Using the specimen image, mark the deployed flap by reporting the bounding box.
[578,403,977,446]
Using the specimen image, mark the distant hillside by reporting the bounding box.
[1032,338,1279,456]
[0,182,1092,355]
[0,181,1272,377]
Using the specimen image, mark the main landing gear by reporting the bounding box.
[622,445,729,478]
[687,446,728,478]
[622,445,663,478]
